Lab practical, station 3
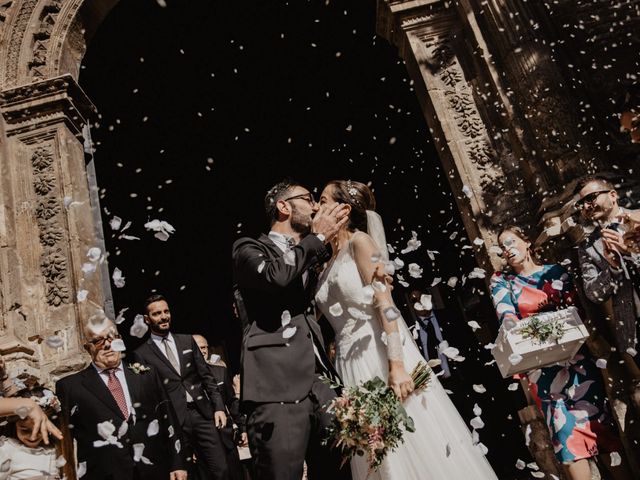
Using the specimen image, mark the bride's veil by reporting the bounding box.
[366,210,418,352]
[365,210,389,262]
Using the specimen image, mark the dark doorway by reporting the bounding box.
[80,0,530,476]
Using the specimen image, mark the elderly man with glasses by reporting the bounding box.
[575,175,640,410]
[55,320,186,480]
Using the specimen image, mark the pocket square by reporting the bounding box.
[182,349,192,354]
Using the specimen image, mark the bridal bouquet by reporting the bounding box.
[324,362,431,471]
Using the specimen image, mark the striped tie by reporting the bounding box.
[107,369,129,419]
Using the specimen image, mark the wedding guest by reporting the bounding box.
[134,294,228,480]
[0,386,70,480]
[56,320,186,480]
[490,225,629,480]
[0,396,62,446]
[574,176,640,406]
[406,286,451,378]
[193,334,247,480]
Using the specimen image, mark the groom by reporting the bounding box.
[232,179,350,480]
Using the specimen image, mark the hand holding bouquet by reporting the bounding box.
[324,362,431,471]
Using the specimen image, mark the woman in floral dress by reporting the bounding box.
[490,226,630,480]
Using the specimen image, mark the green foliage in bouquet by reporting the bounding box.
[323,362,431,471]
[520,316,565,344]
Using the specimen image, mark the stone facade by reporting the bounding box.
[0,0,639,473]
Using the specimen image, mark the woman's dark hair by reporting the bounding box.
[326,180,376,232]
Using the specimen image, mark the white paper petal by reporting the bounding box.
[472,384,486,394]
[282,326,297,339]
[280,310,291,328]
[46,335,64,349]
[110,339,126,352]
[147,419,159,437]
[329,303,343,317]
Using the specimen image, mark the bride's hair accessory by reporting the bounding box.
[346,180,362,207]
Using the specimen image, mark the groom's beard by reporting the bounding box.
[290,204,312,237]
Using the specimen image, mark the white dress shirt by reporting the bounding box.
[268,231,309,285]
[93,362,135,417]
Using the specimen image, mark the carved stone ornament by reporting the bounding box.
[29,144,71,307]
[425,40,506,194]
[0,74,97,136]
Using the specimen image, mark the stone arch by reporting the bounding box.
[0,0,118,88]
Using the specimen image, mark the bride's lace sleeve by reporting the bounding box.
[350,232,404,362]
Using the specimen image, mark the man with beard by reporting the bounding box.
[232,179,351,480]
[575,175,640,408]
[133,295,229,479]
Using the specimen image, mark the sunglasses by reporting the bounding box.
[575,190,611,209]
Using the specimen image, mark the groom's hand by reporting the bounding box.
[312,203,349,242]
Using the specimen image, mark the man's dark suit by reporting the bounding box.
[134,334,228,479]
[56,363,184,480]
[233,233,349,480]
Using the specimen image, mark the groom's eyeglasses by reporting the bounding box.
[284,193,316,205]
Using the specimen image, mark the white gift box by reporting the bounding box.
[492,307,589,378]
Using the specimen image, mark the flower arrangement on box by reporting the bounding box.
[519,315,566,344]
[323,362,431,471]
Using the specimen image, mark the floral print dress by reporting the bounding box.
[490,264,620,464]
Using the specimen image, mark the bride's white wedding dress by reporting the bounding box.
[315,233,498,480]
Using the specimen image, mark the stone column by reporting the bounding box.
[0,74,111,387]
[376,0,540,272]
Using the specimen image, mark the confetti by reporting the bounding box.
[407,263,423,278]
[329,303,343,316]
[146,419,159,437]
[472,384,486,394]
[281,310,291,328]
[282,326,297,339]
[130,315,149,338]
[46,335,64,349]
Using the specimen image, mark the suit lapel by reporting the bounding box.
[122,366,141,406]
[146,338,180,376]
[81,366,125,419]
[174,334,185,373]
[258,233,283,259]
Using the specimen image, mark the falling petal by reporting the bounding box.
[46,335,64,349]
[147,419,159,437]
[111,339,126,352]
[328,303,343,316]
[282,326,297,339]
[281,310,291,328]
[473,384,486,393]
[467,321,481,331]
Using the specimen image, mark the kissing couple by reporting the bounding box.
[232,179,498,480]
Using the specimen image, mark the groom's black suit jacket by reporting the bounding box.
[56,363,184,480]
[133,334,225,424]
[233,233,339,403]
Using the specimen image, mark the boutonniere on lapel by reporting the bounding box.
[128,362,151,374]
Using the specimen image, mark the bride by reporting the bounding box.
[314,180,498,480]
